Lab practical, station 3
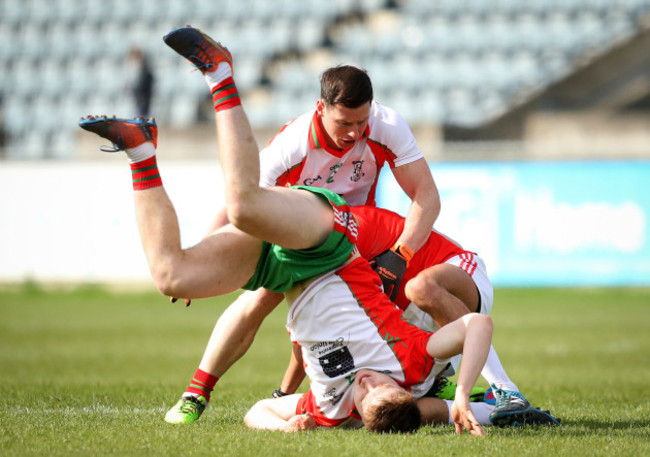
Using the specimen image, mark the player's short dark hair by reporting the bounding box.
[363,389,421,434]
[320,65,373,108]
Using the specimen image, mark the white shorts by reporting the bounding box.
[402,252,494,333]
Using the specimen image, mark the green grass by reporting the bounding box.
[1,284,649,456]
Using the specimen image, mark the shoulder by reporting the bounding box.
[269,110,313,144]
[260,110,314,163]
[369,101,407,128]
[366,102,421,163]
[368,101,414,144]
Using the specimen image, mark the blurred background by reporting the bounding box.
[1,0,649,287]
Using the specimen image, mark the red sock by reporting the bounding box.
[211,77,241,112]
[130,156,162,191]
[186,368,219,402]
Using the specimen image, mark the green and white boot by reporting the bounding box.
[164,395,207,424]
[429,377,487,402]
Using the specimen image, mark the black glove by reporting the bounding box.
[170,297,192,307]
[368,244,413,301]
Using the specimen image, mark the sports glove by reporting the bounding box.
[368,243,413,301]
[170,296,192,307]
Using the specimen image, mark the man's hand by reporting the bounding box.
[368,244,413,301]
[450,399,485,436]
[285,412,317,432]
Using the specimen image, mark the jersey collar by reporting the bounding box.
[308,110,370,158]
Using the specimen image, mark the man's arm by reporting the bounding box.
[244,395,317,432]
[370,158,440,300]
[391,157,440,253]
[278,343,306,395]
[426,313,493,436]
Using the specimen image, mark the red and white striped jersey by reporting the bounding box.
[288,257,446,427]
[259,101,423,206]
[351,205,476,311]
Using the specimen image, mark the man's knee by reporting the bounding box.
[237,290,283,323]
[404,273,443,311]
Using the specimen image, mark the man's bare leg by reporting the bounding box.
[161,26,340,424]
[197,290,284,377]
[78,117,263,299]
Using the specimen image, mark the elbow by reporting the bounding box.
[475,313,493,337]
[226,198,258,234]
[243,400,269,430]
[149,261,185,298]
[463,312,493,336]
[428,191,441,222]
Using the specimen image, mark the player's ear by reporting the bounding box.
[316,99,325,116]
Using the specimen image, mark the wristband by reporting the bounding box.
[272,389,288,398]
[392,243,414,264]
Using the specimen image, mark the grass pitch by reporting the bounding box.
[1,284,648,456]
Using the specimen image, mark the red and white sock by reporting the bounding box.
[184,368,219,402]
[129,155,162,191]
[125,142,156,164]
[210,76,241,112]
[204,61,233,89]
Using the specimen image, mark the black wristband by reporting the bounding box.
[272,389,288,398]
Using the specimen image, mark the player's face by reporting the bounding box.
[317,100,370,151]
[353,369,406,422]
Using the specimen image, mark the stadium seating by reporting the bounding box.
[1,0,649,159]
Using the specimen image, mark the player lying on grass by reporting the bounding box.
[154,26,550,427]
[77,30,497,434]
[242,204,560,432]
[272,205,563,428]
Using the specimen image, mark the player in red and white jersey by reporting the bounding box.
[245,257,494,433]
[260,100,422,207]
[275,205,524,418]
[350,206,522,397]
[287,259,442,428]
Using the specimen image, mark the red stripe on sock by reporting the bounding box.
[130,156,162,190]
[186,368,219,401]
[211,77,241,112]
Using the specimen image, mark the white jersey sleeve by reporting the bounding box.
[368,102,423,168]
[258,112,313,188]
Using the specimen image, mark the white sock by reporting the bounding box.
[444,400,494,425]
[480,345,519,392]
[125,142,156,164]
[204,62,233,91]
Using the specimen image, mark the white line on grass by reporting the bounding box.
[9,405,168,415]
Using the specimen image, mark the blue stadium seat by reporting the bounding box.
[2,0,650,158]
